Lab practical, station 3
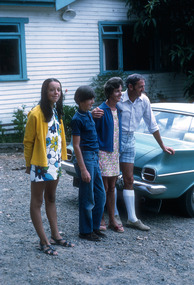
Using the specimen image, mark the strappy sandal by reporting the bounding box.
[100,224,107,231]
[108,223,124,233]
[50,236,75,248]
[39,242,58,256]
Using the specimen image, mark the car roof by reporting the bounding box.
[151,102,194,116]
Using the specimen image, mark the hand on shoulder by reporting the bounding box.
[91,107,104,119]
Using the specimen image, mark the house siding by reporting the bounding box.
[0,0,187,125]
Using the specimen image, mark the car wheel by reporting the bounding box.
[178,187,194,217]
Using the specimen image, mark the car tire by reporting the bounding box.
[178,187,194,217]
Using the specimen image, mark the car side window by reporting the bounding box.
[167,114,193,140]
[137,110,194,142]
[189,117,194,133]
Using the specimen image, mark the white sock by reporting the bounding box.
[123,189,138,222]
[114,187,119,216]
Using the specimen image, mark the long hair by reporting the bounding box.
[39,78,64,122]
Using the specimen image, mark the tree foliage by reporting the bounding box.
[125,0,194,99]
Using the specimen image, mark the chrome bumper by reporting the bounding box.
[133,180,167,195]
[62,161,167,195]
[61,161,76,175]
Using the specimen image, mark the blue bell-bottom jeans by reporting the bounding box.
[74,151,106,234]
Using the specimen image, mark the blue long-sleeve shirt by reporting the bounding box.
[94,102,122,152]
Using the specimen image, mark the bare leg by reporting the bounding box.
[120,162,134,190]
[45,179,75,247]
[30,181,50,245]
[44,179,61,240]
[103,176,122,227]
[100,213,106,226]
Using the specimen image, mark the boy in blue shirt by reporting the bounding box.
[71,86,106,241]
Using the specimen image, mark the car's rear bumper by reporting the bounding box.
[62,161,167,195]
[62,161,76,175]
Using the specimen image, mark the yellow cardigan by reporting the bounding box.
[23,105,67,167]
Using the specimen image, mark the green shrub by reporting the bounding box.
[0,122,4,143]
[12,105,28,142]
[184,71,194,102]
[0,105,77,144]
[90,71,128,103]
[62,105,78,142]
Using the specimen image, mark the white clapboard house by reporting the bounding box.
[0,0,186,127]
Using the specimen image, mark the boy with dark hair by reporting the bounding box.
[71,85,106,241]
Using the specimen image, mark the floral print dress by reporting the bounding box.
[99,109,120,177]
[30,108,62,182]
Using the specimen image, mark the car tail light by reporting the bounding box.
[142,168,156,182]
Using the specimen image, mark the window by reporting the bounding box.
[99,23,123,72]
[99,22,174,74]
[0,18,29,81]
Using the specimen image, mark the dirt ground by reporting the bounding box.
[0,153,194,285]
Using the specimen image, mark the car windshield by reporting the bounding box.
[136,110,194,142]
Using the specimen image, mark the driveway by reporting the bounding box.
[0,153,193,285]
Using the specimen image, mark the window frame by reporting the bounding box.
[99,22,124,73]
[0,17,29,82]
